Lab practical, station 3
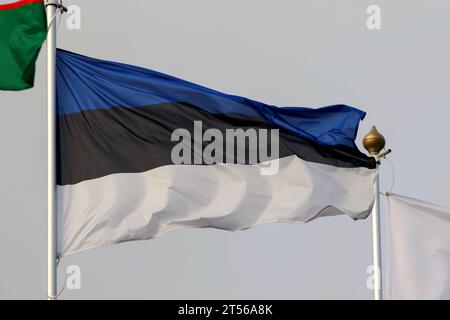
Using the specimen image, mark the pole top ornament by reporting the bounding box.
[363,126,386,156]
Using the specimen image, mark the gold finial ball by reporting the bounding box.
[363,126,386,155]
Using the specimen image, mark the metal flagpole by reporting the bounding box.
[45,0,59,300]
[371,168,383,300]
[363,126,391,300]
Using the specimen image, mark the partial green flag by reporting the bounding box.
[0,0,46,91]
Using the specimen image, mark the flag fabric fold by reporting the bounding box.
[385,193,450,300]
[0,0,46,90]
[56,49,377,256]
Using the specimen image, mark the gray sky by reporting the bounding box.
[0,0,449,299]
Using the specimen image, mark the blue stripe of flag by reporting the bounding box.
[56,49,366,149]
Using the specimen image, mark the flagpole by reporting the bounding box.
[363,126,391,300]
[372,169,382,300]
[45,0,59,300]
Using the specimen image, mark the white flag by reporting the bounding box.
[385,193,450,300]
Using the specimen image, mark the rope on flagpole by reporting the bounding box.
[381,157,395,197]
[47,255,67,300]
[45,1,67,34]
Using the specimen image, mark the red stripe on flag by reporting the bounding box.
[0,0,42,11]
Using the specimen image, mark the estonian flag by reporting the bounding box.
[56,49,377,256]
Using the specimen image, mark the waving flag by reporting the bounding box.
[0,0,46,90]
[385,194,450,299]
[56,49,377,255]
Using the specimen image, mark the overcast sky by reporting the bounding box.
[0,0,449,299]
